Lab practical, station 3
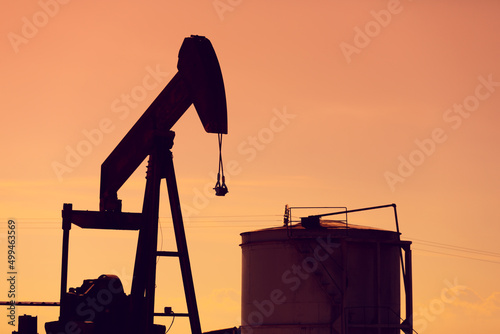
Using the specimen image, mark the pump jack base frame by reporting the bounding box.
[52,131,202,334]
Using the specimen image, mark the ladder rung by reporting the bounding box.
[157,251,180,257]
[154,312,189,317]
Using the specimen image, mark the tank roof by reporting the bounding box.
[251,220,394,231]
[241,220,404,244]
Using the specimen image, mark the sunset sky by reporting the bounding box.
[1,1,500,333]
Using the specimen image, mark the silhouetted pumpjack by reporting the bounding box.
[45,35,228,334]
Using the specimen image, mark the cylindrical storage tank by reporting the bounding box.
[240,221,408,334]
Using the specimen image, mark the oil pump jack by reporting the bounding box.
[45,35,228,334]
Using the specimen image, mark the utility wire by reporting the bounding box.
[413,248,500,264]
[410,237,500,257]
[2,216,499,264]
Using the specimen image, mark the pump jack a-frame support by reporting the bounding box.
[47,35,227,334]
[129,130,202,334]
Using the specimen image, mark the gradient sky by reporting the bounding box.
[1,1,500,333]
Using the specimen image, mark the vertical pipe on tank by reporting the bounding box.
[376,241,381,331]
[341,238,347,334]
[404,245,413,332]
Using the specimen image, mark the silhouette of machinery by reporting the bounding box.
[45,35,228,334]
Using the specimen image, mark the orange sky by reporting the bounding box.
[1,1,500,333]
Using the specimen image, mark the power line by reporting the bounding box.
[413,248,500,264]
[3,216,499,265]
[411,237,500,258]
[0,215,283,230]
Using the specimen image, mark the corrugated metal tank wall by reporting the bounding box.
[240,221,405,334]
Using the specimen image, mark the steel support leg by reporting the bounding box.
[130,149,162,333]
[60,203,72,320]
[129,131,201,334]
[164,147,202,334]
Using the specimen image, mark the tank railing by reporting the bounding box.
[344,305,407,328]
[285,206,348,237]
[307,203,398,232]
[344,305,418,334]
[345,305,390,325]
